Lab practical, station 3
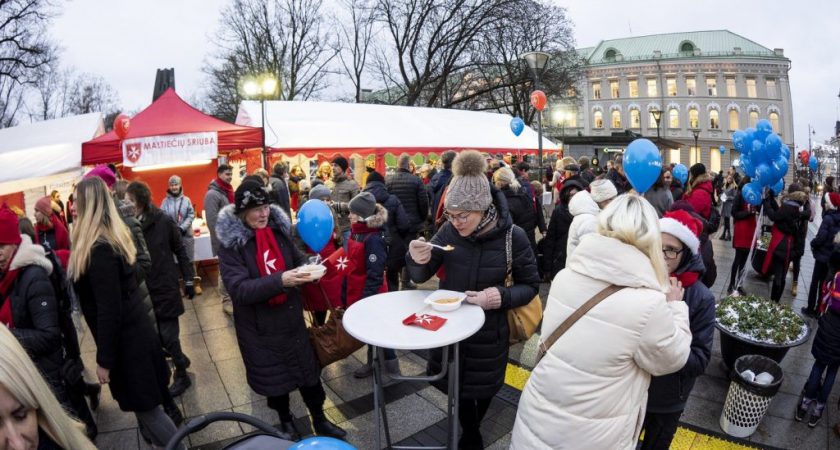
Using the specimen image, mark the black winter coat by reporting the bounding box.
[542,204,574,279]
[119,207,157,329]
[502,186,539,249]
[270,170,292,218]
[812,309,840,364]
[139,207,194,319]
[364,181,410,267]
[647,253,715,413]
[5,237,64,393]
[429,169,453,228]
[407,189,540,399]
[216,204,321,397]
[812,209,840,263]
[386,169,429,231]
[764,194,808,262]
[74,243,170,412]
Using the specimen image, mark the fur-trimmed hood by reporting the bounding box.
[363,203,388,228]
[10,235,52,274]
[784,190,808,205]
[215,204,292,250]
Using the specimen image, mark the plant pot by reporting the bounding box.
[716,322,811,371]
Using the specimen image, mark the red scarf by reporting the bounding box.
[254,227,287,306]
[350,221,380,235]
[0,267,20,328]
[673,271,700,288]
[216,177,235,204]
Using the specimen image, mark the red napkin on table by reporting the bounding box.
[402,313,447,331]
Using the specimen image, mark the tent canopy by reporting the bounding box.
[235,101,558,157]
[0,112,104,184]
[82,88,263,165]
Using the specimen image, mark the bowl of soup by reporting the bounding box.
[424,290,467,312]
[297,264,327,280]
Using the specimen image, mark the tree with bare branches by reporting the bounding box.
[333,0,376,103]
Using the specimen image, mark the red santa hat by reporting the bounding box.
[0,203,21,246]
[826,192,840,211]
[659,210,702,255]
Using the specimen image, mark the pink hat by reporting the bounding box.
[35,196,53,217]
[83,165,117,189]
[0,204,21,246]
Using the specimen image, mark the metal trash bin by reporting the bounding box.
[719,354,784,438]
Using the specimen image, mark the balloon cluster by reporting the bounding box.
[731,119,790,205]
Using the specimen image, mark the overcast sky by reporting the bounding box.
[50,0,840,148]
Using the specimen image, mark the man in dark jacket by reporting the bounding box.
[641,210,715,450]
[763,189,809,302]
[578,155,596,185]
[331,156,361,243]
[269,162,292,218]
[429,150,457,231]
[386,155,428,289]
[542,181,584,279]
[606,154,631,194]
[127,181,196,398]
[805,192,840,316]
[205,164,234,315]
[367,171,411,292]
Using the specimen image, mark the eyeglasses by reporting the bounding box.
[662,246,686,260]
[443,210,472,223]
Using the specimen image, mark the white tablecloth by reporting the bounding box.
[193,234,214,261]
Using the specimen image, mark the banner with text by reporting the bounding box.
[122,132,219,168]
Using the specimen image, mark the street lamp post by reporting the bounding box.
[520,51,551,183]
[241,74,279,169]
[651,109,663,157]
[692,129,700,166]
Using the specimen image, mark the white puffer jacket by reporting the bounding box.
[565,190,600,258]
[511,233,691,450]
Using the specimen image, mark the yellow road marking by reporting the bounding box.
[504,363,762,450]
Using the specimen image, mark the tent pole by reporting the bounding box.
[261,98,268,169]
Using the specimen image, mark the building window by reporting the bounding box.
[592,82,601,99]
[611,110,621,128]
[726,77,736,97]
[680,42,695,54]
[767,79,778,98]
[729,109,739,130]
[610,80,620,98]
[669,108,680,128]
[593,111,603,128]
[746,78,757,98]
[686,77,696,96]
[769,112,779,132]
[710,147,721,173]
[647,78,658,97]
[707,78,717,96]
[709,110,720,129]
[689,109,699,128]
[669,149,681,164]
[667,78,677,96]
[690,147,701,166]
[630,109,641,128]
[628,79,639,98]
[749,111,759,127]
[605,49,617,62]
[649,111,658,129]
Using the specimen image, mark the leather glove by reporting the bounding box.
[465,287,502,310]
[185,281,195,299]
[409,237,432,264]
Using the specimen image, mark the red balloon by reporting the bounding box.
[799,150,810,165]
[530,90,547,112]
[113,113,131,139]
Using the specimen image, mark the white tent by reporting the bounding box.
[235,101,558,154]
[0,113,104,195]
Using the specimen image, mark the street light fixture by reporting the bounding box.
[240,74,280,169]
[651,108,662,143]
[692,129,700,165]
[520,51,551,182]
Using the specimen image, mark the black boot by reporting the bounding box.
[311,414,346,439]
[279,420,301,441]
[164,402,184,427]
[168,369,192,397]
[85,382,101,411]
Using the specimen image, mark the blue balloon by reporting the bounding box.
[623,138,662,193]
[290,437,357,449]
[755,163,773,186]
[770,179,785,195]
[742,181,764,206]
[297,199,335,252]
[780,144,791,160]
[732,130,748,152]
[672,163,688,185]
[741,157,756,178]
[719,145,726,155]
[510,117,525,137]
[771,156,788,180]
[756,119,773,135]
[809,155,818,172]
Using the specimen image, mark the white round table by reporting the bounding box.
[343,290,485,449]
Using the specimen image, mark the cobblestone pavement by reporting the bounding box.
[84,198,835,449]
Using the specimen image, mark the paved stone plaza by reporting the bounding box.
[84,199,837,449]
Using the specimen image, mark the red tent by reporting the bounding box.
[82,88,262,164]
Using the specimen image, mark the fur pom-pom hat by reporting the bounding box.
[445,150,492,212]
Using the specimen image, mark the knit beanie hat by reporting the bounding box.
[660,210,702,255]
[349,192,377,219]
[234,176,271,214]
[333,156,349,173]
[826,192,840,211]
[689,163,707,180]
[35,196,53,217]
[309,184,332,201]
[445,151,492,212]
[0,204,21,245]
[366,171,385,184]
[84,164,117,189]
[590,179,618,203]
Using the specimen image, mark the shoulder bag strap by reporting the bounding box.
[505,227,513,287]
[538,285,622,356]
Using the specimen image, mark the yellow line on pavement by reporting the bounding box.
[504,363,762,450]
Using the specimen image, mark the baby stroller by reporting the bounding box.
[164,412,295,450]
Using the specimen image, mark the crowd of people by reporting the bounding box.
[1,149,839,449]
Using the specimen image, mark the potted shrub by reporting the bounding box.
[715,295,810,369]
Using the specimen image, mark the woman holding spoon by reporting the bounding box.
[407,151,540,450]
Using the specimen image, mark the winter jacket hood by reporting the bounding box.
[785,190,808,205]
[215,204,292,250]
[9,235,52,274]
[362,203,388,229]
[568,190,600,217]
[364,181,390,204]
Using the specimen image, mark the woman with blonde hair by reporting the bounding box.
[511,194,692,449]
[0,324,95,449]
[68,177,183,449]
